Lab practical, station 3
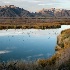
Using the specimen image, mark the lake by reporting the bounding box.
[0,25,70,61]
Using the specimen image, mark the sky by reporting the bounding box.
[0,0,70,12]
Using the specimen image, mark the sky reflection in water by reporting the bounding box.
[0,25,70,61]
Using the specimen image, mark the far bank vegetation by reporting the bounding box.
[0,17,70,29]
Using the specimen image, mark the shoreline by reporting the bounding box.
[0,17,70,29]
[0,24,61,30]
[0,28,70,70]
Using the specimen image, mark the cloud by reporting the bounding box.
[33,54,44,57]
[27,56,32,59]
[0,50,11,54]
[4,2,10,4]
[27,54,44,59]
[28,0,41,3]
[38,3,53,6]
[0,0,70,12]
[38,4,48,6]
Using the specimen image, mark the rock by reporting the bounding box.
[0,5,70,17]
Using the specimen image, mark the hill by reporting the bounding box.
[0,5,34,17]
[38,8,70,17]
[0,5,70,17]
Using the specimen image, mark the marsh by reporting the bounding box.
[0,25,70,61]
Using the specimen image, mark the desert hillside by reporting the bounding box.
[1,5,70,17]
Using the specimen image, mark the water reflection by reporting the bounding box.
[0,50,10,54]
[0,25,70,61]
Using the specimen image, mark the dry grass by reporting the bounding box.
[0,17,70,29]
[0,25,70,70]
[0,23,61,30]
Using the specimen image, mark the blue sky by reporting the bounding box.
[0,0,70,12]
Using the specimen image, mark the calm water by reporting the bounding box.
[0,25,70,61]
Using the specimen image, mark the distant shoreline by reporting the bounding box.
[0,17,70,29]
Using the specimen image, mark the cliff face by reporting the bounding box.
[57,29,70,49]
[54,29,70,69]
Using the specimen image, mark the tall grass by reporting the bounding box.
[0,23,61,30]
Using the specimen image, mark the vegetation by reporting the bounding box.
[0,58,59,70]
[0,29,70,70]
[58,59,70,70]
[57,29,70,48]
[0,17,70,29]
[0,23,61,30]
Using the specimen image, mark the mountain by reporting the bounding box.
[0,5,34,17]
[38,8,70,17]
[0,5,70,17]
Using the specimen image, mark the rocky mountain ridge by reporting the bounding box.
[0,5,34,17]
[0,5,70,17]
[39,8,70,17]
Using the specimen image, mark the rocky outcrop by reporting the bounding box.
[57,29,70,48]
[54,29,70,69]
